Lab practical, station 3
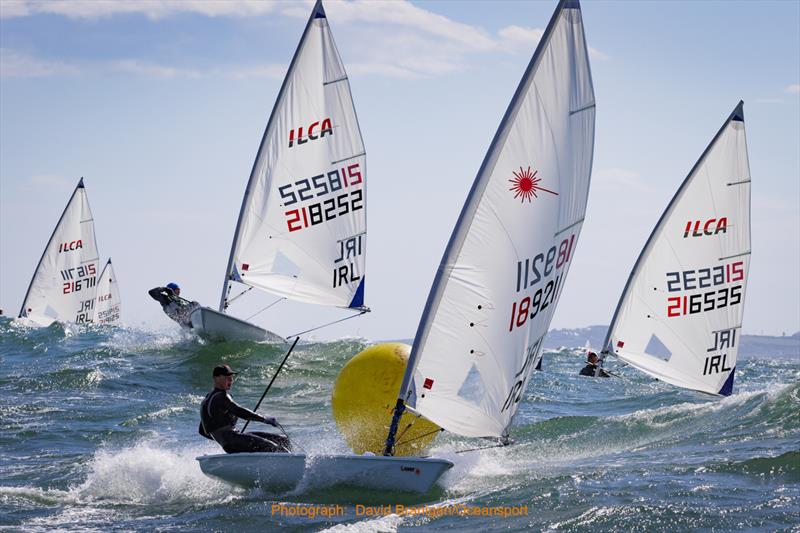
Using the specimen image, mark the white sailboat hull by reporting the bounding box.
[196,452,453,494]
[189,306,282,342]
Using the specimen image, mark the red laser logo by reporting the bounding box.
[509,166,558,203]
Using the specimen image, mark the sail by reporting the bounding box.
[400,0,595,438]
[604,102,750,396]
[93,258,121,325]
[19,178,101,326]
[220,0,366,312]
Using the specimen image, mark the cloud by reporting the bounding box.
[1,1,608,80]
[587,46,610,61]
[0,48,79,77]
[317,0,499,78]
[0,48,288,80]
[498,25,545,51]
[325,0,496,52]
[0,0,279,20]
[337,25,474,79]
[497,24,608,60]
[785,84,800,94]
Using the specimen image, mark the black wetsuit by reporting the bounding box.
[199,388,291,454]
[579,363,610,378]
[148,287,196,328]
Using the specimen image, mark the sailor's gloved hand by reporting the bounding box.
[163,287,174,296]
[262,416,278,427]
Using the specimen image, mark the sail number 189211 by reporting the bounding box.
[509,234,575,332]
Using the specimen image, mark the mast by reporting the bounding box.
[218,0,327,313]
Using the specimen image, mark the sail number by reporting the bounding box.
[509,273,564,331]
[60,263,96,280]
[515,234,575,292]
[665,261,743,291]
[61,264,97,294]
[95,305,120,324]
[665,261,744,317]
[667,285,742,317]
[63,275,97,294]
[280,163,364,232]
[509,234,575,332]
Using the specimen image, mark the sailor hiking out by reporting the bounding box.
[579,351,610,378]
[148,283,198,328]
[199,364,291,454]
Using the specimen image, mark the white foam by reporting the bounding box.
[74,439,235,505]
[320,514,403,532]
[614,385,776,428]
[100,325,194,352]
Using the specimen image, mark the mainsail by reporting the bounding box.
[603,102,750,396]
[387,0,595,445]
[219,0,366,314]
[93,258,121,325]
[19,178,101,326]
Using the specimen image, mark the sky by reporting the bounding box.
[1,0,798,341]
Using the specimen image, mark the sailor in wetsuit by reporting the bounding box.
[579,351,610,378]
[148,283,198,328]
[199,364,292,454]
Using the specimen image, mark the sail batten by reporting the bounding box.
[219,0,366,313]
[390,0,595,440]
[604,102,751,396]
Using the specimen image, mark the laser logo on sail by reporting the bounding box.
[58,240,83,253]
[288,118,333,148]
[683,218,728,238]
[508,166,557,203]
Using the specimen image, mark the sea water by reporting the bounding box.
[0,317,797,531]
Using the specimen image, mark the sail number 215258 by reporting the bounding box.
[280,163,364,233]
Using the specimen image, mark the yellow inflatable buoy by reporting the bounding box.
[332,343,441,456]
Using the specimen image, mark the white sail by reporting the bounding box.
[220,0,366,313]
[93,258,121,325]
[604,102,750,396]
[19,178,101,326]
[395,0,595,439]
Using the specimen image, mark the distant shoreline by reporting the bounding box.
[384,326,799,359]
[541,325,800,358]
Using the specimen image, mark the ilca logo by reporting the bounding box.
[508,166,558,203]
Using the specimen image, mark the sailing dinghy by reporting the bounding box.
[93,258,121,325]
[602,102,750,396]
[198,0,594,494]
[189,0,368,343]
[18,178,103,327]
